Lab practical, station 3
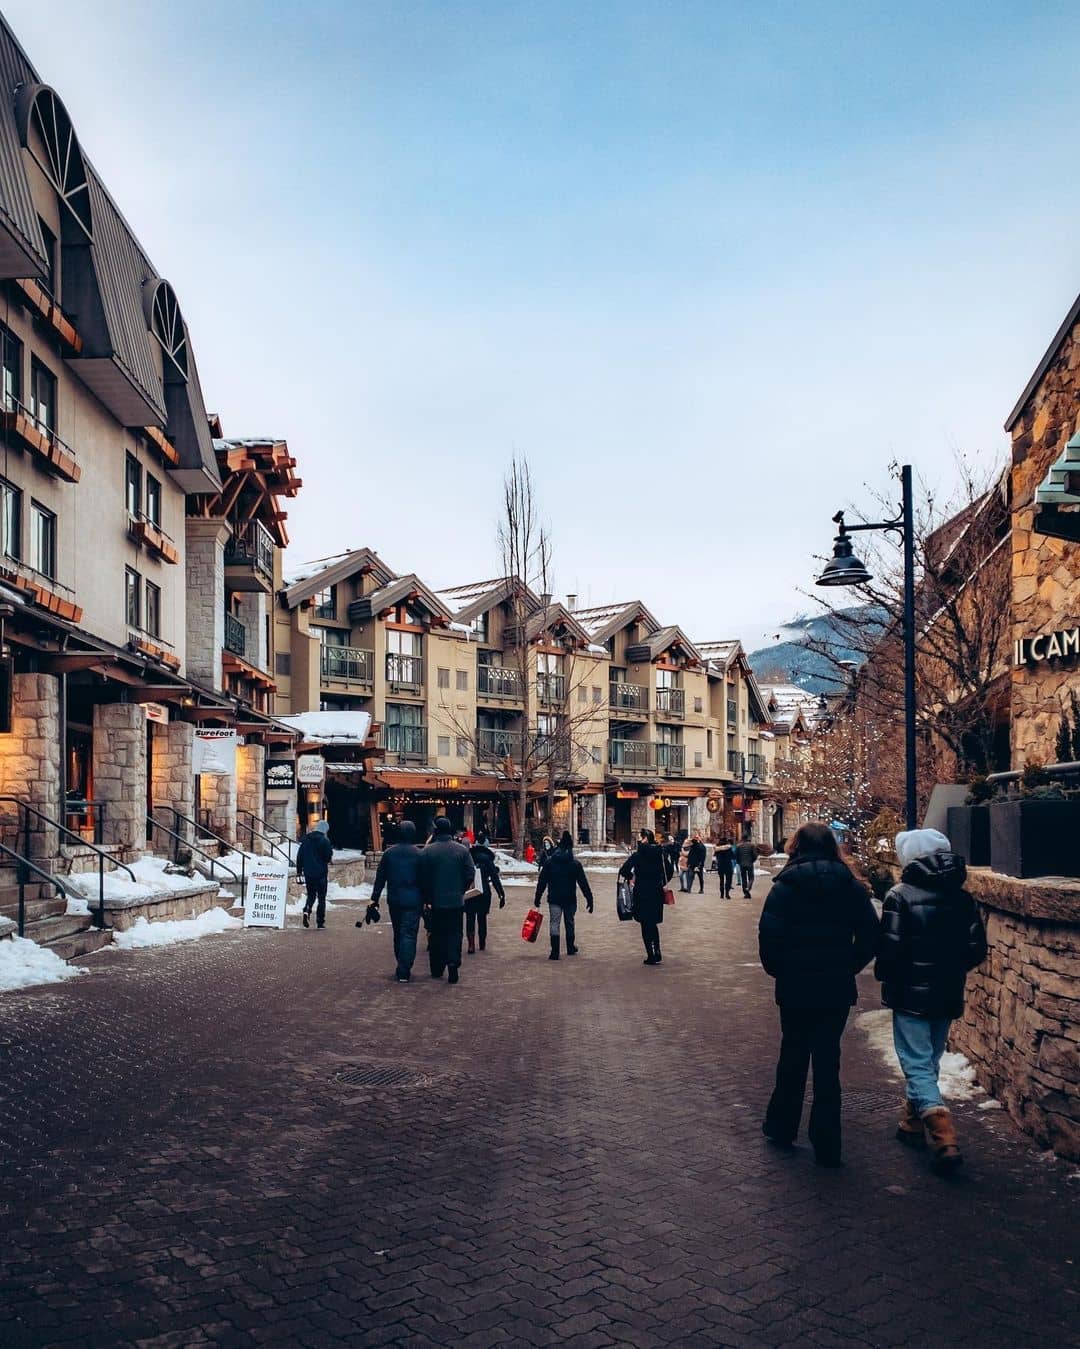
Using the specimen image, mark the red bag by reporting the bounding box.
[521,907,544,943]
[663,888,675,906]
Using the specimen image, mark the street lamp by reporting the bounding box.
[815,463,917,829]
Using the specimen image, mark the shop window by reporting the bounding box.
[125,567,141,628]
[144,580,161,637]
[125,454,142,517]
[29,358,56,435]
[30,501,56,578]
[145,473,162,527]
[456,669,468,691]
[313,585,336,619]
[437,667,450,689]
[437,736,450,756]
[0,322,21,411]
[0,478,20,561]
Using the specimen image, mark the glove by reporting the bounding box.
[355,919,364,929]
[499,896,506,909]
[364,902,381,925]
[587,901,594,914]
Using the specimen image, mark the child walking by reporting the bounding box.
[875,829,987,1171]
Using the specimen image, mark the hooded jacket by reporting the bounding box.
[419,825,476,910]
[371,822,422,909]
[296,826,333,883]
[618,843,669,924]
[875,852,987,1019]
[470,843,505,905]
[758,857,879,1008]
[535,845,593,911]
[687,839,707,869]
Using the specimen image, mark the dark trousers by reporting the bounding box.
[691,866,704,892]
[304,876,328,925]
[639,919,660,956]
[465,903,490,948]
[428,907,464,977]
[390,904,421,977]
[741,864,755,895]
[764,1006,850,1158]
[718,866,733,897]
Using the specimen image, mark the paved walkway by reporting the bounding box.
[1,870,1077,1348]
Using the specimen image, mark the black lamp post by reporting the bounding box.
[816,464,917,830]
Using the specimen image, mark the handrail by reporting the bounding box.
[0,839,66,938]
[987,759,1080,785]
[145,815,242,887]
[0,795,133,932]
[236,808,292,866]
[156,805,246,894]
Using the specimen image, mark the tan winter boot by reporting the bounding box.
[922,1107,962,1171]
[896,1099,925,1146]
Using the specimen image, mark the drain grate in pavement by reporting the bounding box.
[845,1089,902,1113]
[330,1064,431,1089]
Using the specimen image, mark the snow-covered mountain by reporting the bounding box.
[747,606,879,695]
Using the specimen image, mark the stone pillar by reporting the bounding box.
[630,797,650,834]
[93,703,147,854]
[236,592,269,674]
[185,519,231,689]
[236,742,266,851]
[201,771,237,847]
[688,797,709,835]
[149,721,194,848]
[0,674,61,861]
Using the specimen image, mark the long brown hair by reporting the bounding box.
[786,822,840,864]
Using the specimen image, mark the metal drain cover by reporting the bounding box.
[330,1064,431,1089]
[845,1089,901,1112]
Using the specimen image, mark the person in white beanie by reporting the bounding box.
[875,829,987,1171]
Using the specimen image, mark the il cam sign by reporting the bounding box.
[1014,626,1080,666]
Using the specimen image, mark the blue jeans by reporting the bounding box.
[892,1011,951,1114]
[389,904,421,978]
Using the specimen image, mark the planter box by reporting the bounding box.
[989,799,1080,879]
[947,805,991,867]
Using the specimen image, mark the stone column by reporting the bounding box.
[630,797,650,834]
[150,721,194,848]
[93,702,147,854]
[201,771,237,847]
[185,519,231,689]
[0,673,61,861]
[236,742,266,851]
[236,592,269,674]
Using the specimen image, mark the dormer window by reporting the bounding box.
[147,280,188,381]
[469,610,489,642]
[314,586,336,619]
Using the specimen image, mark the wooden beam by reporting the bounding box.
[38,652,114,673]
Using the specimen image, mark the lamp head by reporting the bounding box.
[816,530,872,587]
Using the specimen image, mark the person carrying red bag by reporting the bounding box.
[534,831,593,961]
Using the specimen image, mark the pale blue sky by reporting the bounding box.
[9,1,1080,650]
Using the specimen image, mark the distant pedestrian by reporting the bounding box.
[535,831,594,960]
[539,835,556,867]
[758,822,879,1166]
[618,828,669,966]
[524,842,537,865]
[467,838,506,953]
[713,838,735,898]
[663,833,679,878]
[296,819,333,929]
[735,838,758,897]
[368,819,422,981]
[875,829,987,1172]
[418,816,475,985]
[687,834,707,893]
[677,836,692,892]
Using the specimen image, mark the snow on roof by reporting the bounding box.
[282,552,355,587]
[278,711,373,745]
[571,602,633,637]
[434,577,509,617]
[212,437,284,449]
[760,683,821,729]
[697,639,740,662]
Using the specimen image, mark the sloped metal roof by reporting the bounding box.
[572,600,661,644]
[0,26,46,277]
[283,547,397,609]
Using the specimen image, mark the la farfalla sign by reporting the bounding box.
[1014,625,1080,667]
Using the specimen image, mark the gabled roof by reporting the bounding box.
[283,548,396,609]
[525,602,592,647]
[626,624,703,666]
[351,574,452,625]
[697,639,742,671]
[1005,289,1080,433]
[572,600,661,645]
[761,683,821,732]
[435,575,538,624]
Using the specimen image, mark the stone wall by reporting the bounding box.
[0,674,61,861]
[150,721,194,846]
[200,771,237,847]
[185,520,230,688]
[236,743,266,851]
[92,703,147,853]
[951,868,1079,1160]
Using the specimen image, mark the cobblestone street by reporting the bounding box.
[1,872,1077,1348]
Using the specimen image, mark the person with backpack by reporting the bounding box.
[296,820,333,929]
[534,831,594,960]
[367,819,423,981]
[758,822,879,1166]
[875,829,987,1172]
[467,837,506,954]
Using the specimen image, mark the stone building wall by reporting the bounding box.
[92,703,147,853]
[236,743,266,851]
[149,721,194,845]
[185,520,230,689]
[0,674,61,861]
[200,772,237,847]
[951,869,1079,1160]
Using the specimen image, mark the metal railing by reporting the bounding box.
[747,753,768,780]
[0,840,67,939]
[4,394,79,467]
[154,805,246,892]
[386,652,423,691]
[477,664,523,698]
[321,645,374,683]
[382,723,427,759]
[655,687,686,717]
[63,797,106,845]
[609,740,656,774]
[146,815,242,888]
[237,808,293,866]
[727,749,743,774]
[476,727,523,761]
[537,672,566,704]
[0,795,134,932]
[657,743,685,775]
[224,611,246,657]
[224,519,275,582]
[609,682,649,716]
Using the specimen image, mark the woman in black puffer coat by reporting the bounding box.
[758,822,879,1165]
[618,829,672,966]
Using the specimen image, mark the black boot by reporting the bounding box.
[447,965,459,985]
[549,934,560,960]
[565,918,577,955]
[652,939,662,964]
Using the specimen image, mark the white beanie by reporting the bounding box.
[894,828,951,868]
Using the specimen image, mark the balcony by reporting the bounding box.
[657,743,685,776]
[537,671,566,704]
[727,749,743,774]
[727,698,737,726]
[477,726,523,762]
[381,723,427,762]
[609,740,686,777]
[386,652,423,694]
[224,519,275,591]
[609,681,649,718]
[13,278,82,354]
[477,663,523,700]
[655,687,686,719]
[321,645,375,686]
[747,753,768,781]
[726,750,767,782]
[128,512,180,565]
[224,611,246,657]
[0,397,80,483]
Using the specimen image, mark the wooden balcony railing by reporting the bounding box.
[321,646,375,684]
[655,687,686,718]
[386,653,423,692]
[477,664,523,699]
[609,682,649,716]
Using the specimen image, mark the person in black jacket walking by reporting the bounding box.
[713,838,735,898]
[875,829,987,1171]
[735,838,758,897]
[418,816,475,985]
[535,831,593,959]
[758,822,879,1165]
[467,839,505,954]
[687,835,707,893]
[618,829,671,966]
[368,820,423,981]
[296,820,333,929]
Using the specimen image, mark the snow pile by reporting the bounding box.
[494,849,537,876]
[858,1009,996,1105]
[938,1051,983,1102]
[66,895,91,917]
[284,879,374,916]
[0,936,86,993]
[67,855,219,904]
[112,907,242,949]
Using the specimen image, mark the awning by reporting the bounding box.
[651,785,708,799]
[278,710,373,745]
[1034,430,1080,541]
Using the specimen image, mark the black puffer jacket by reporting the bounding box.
[875,853,987,1019]
[619,843,668,924]
[418,835,475,911]
[371,823,422,909]
[687,840,707,870]
[759,858,879,1008]
[536,846,593,912]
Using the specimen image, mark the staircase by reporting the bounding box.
[0,873,113,960]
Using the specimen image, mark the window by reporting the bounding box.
[437,667,450,689]
[320,627,349,647]
[386,628,421,656]
[30,502,55,577]
[591,746,601,764]
[592,686,601,704]
[707,729,714,759]
[275,652,291,676]
[437,736,450,757]
[125,567,141,628]
[385,702,424,756]
[144,580,161,637]
[694,751,703,768]
[0,478,20,560]
[469,611,488,642]
[456,669,468,692]
[313,586,336,619]
[694,696,703,713]
[29,359,56,435]
[125,454,142,517]
[578,685,587,704]
[456,737,469,758]
[145,474,162,527]
[0,322,21,411]
[38,218,58,297]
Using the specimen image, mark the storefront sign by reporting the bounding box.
[193,728,236,776]
[265,758,297,792]
[615,790,639,800]
[243,857,289,929]
[143,701,169,725]
[1014,626,1080,666]
[297,753,325,787]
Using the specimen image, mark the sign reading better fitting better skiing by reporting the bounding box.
[1014,626,1080,666]
[243,857,290,929]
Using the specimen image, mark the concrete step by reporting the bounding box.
[27,912,98,945]
[49,928,113,961]
[0,882,54,908]
[0,895,68,923]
